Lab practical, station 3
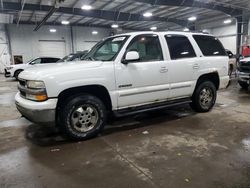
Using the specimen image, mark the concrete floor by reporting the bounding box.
[0,74,250,188]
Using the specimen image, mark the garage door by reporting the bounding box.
[38,40,66,58]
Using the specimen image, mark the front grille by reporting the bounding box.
[239,61,250,73]
[18,79,27,98]
[239,66,250,73]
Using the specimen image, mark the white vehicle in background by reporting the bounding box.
[4,57,60,79]
[15,31,229,141]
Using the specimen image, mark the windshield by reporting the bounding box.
[58,54,75,62]
[26,58,36,64]
[82,36,129,61]
[29,58,42,65]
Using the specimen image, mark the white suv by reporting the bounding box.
[15,31,229,140]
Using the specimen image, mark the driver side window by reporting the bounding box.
[126,35,163,62]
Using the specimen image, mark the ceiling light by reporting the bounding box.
[111,24,119,28]
[183,28,190,32]
[143,12,152,17]
[150,26,157,31]
[50,29,56,33]
[188,16,197,21]
[92,31,98,35]
[224,19,232,24]
[81,5,92,10]
[61,20,70,25]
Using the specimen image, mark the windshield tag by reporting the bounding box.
[112,37,126,42]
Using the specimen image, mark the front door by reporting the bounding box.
[115,34,169,108]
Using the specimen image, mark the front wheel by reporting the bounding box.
[59,94,107,141]
[238,81,249,89]
[190,81,217,112]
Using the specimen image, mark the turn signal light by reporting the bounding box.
[35,95,48,101]
[26,94,48,101]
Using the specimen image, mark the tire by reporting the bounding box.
[238,81,249,89]
[58,94,107,141]
[14,70,23,80]
[190,81,217,112]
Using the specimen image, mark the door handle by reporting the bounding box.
[160,67,168,73]
[193,64,200,69]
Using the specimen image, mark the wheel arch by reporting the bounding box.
[57,85,113,112]
[195,72,220,90]
[14,69,24,76]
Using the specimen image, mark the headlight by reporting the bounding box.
[27,81,45,89]
[18,80,47,101]
[6,67,13,70]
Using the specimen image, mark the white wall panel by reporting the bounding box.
[8,24,72,63]
[218,36,237,54]
[0,24,11,73]
[72,26,111,52]
[38,40,66,58]
[8,24,112,63]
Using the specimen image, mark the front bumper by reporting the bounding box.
[15,92,57,125]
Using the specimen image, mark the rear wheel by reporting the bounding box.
[238,81,249,89]
[190,81,217,112]
[14,70,23,80]
[59,94,107,141]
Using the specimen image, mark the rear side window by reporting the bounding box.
[193,35,227,56]
[165,35,196,60]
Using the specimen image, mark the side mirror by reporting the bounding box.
[122,51,139,64]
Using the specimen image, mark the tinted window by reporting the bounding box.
[193,35,227,56]
[41,58,58,63]
[165,35,196,60]
[126,35,163,62]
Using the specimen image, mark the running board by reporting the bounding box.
[113,98,192,117]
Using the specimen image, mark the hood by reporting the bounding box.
[19,61,103,80]
[7,64,27,69]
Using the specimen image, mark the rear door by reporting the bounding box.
[192,35,228,79]
[165,34,198,99]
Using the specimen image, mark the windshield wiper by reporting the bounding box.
[84,57,95,61]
